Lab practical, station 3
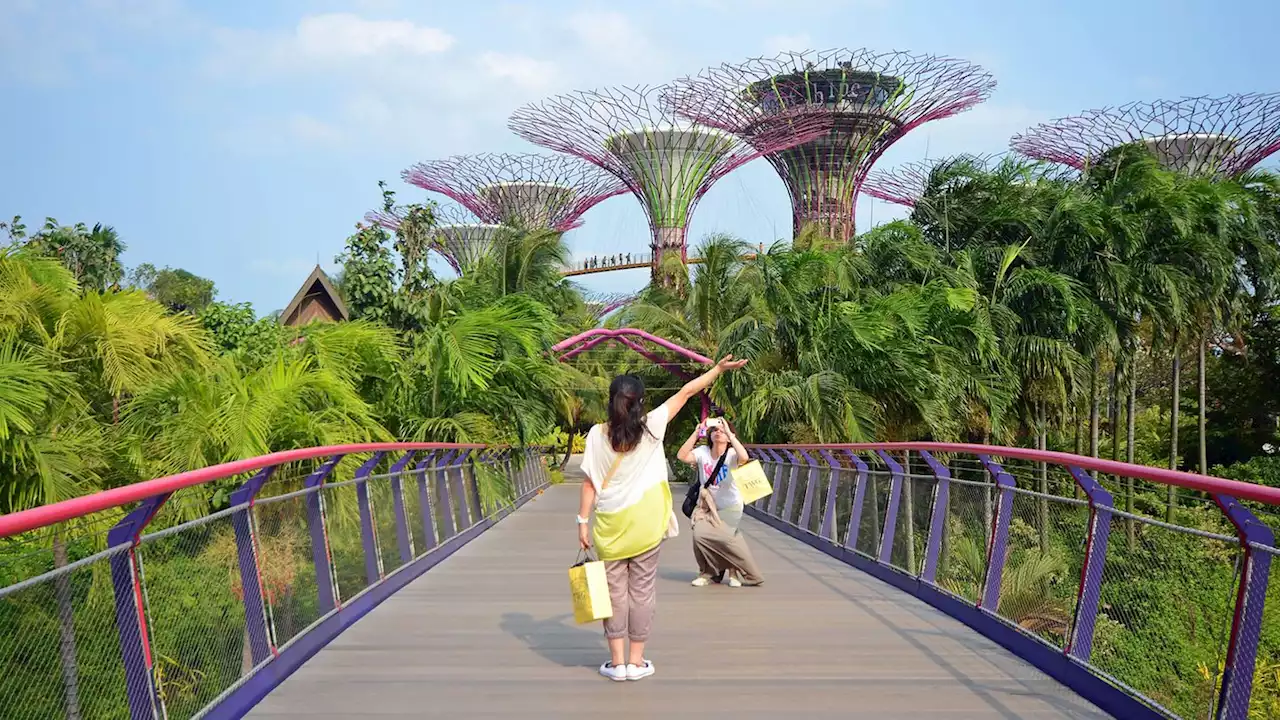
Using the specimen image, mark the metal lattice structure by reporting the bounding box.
[583,291,639,318]
[663,48,996,242]
[862,153,1000,208]
[400,153,627,232]
[1010,94,1280,178]
[508,84,830,282]
[364,205,500,275]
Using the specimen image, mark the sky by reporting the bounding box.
[1,0,1277,313]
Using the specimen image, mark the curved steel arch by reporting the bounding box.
[553,328,715,418]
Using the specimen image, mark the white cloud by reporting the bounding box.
[763,33,812,55]
[292,13,453,59]
[478,52,558,92]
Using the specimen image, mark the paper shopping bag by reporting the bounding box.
[569,553,613,624]
[731,460,773,505]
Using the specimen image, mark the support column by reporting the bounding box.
[843,450,870,551]
[1215,494,1276,720]
[388,452,416,564]
[1066,466,1114,661]
[780,451,803,521]
[354,453,386,586]
[919,450,951,584]
[303,456,344,613]
[107,493,171,720]
[818,450,843,542]
[874,450,905,566]
[414,451,438,552]
[797,450,821,532]
[229,467,277,666]
[435,450,458,539]
[977,454,1016,611]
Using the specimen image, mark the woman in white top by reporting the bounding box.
[677,417,762,587]
[577,355,748,682]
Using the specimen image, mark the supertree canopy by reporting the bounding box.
[365,204,500,275]
[401,153,627,232]
[1010,94,1280,178]
[663,48,996,243]
[508,84,830,284]
[861,153,1000,208]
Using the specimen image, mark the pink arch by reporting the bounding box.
[553,328,715,418]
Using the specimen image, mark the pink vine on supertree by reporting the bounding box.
[1010,93,1280,178]
[401,153,628,232]
[662,48,996,243]
[508,83,831,283]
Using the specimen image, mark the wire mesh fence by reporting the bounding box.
[0,445,551,720]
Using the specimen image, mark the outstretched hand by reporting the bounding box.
[716,354,749,372]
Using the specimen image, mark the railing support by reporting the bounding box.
[413,452,438,553]
[843,450,870,551]
[389,452,417,564]
[977,454,1016,611]
[468,451,485,522]
[229,467,277,666]
[797,450,821,532]
[1066,466,1114,662]
[780,451,803,521]
[757,449,780,510]
[874,450,905,566]
[1216,494,1276,720]
[454,449,475,528]
[818,450,842,542]
[354,453,387,586]
[436,450,458,539]
[303,456,344,613]
[107,493,171,720]
[919,450,950,584]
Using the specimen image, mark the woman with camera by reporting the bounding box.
[676,417,763,588]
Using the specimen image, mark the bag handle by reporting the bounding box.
[573,548,599,567]
[704,449,730,490]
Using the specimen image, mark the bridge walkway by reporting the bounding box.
[249,471,1109,719]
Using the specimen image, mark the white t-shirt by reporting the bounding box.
[693,445,742,510]
[580,405,671,515]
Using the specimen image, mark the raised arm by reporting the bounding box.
[677,422,704,465]
[724,422,749,461]
[660,355,749,422]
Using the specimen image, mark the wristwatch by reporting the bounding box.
[576,515,589,525]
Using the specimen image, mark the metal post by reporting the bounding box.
[767,450,788,517]
[107,493,171,720]
[229,467,277,665]
[797,450,821,533]
[303,456,344,613]
[468,450,484,522]
[354,453,386,586]
[436,450,458,539]
[413,451,438,552]
[780,451,803,521]
[388,452,416,564]
[756,449,778,510]
[919,450,950,584]
[1066,466,1114,661]
[818,450,843,542]
[843,450,870,551]
[453,449,474,528]
[875,450,905,566]
[1215,494,1276,720]
[977,454,1016,611]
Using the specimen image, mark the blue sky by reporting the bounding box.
[1,0,1276,313]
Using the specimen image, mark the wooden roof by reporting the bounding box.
[280,265,349,326]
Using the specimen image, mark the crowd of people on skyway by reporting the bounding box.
[576,356,762,682]
[576,253,647,271]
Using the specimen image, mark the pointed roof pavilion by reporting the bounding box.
[280,265,349,327]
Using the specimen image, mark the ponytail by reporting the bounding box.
[607,374,650,453]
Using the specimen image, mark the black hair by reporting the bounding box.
[607,374,650,453]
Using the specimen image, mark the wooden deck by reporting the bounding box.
[249,474,1110,719]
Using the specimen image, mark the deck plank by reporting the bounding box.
[249,475,1109,719]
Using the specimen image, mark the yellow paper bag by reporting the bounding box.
[569,554,613,624]
[731,459,773,505]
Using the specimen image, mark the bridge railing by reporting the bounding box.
[744,442,1278,720]
[0,443,554,720]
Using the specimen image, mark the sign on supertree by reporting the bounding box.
[1010,94,1280,178]
[663,48,996,243]
[401,153,627,232]
[365,204,500,274]
[508,84,830,286]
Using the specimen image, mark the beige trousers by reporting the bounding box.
[602,544,661,642]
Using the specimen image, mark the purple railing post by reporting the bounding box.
[818,450,843,542]
[977,454,1016,611]
[1065,466,1114,662]
[436,450,458,539]
[303,455,344,613]
[354,453,387,585]
[780,451,803,521]
[767,450,789,517]
[797,450,821,532]
[229,467,277,665]
[755,449,779,510]
[468,450,485,521]
[107,492,171,720]
[413,451,438,552]
[919,450,950,584]
[389,452,416,564]
[874,450,905,565]
[1215,494,1276,720]
[843,450,870,550]
[454,449,475,528]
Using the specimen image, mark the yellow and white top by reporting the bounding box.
[581,405,672,561]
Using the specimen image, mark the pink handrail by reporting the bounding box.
[0,442,485,539]
[745,441,1280,506]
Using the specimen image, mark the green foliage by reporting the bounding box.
[129,263,217,313]
[13,217,126,293]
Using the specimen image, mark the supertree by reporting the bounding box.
[1010,94,1280,178]
[508,84,830,285]
[583,291,640,319]
[401,153,627,232]
[662,48,996,243]
[365,204,500,275]
[861,153,1005,207]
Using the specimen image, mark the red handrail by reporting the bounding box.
[745,441,1280,507]
[0,442,486,539]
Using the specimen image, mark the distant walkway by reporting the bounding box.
[249,465,1109,718]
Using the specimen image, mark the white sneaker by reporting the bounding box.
[691,574,712,587]
[727,574,742,588]
[599,662,628,682]
[627,660,655,681]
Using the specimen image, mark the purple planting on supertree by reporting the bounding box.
[1010,93,1280,178]
[662,48,996,243]
[401,153,627,232]
[508,83,830,285]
